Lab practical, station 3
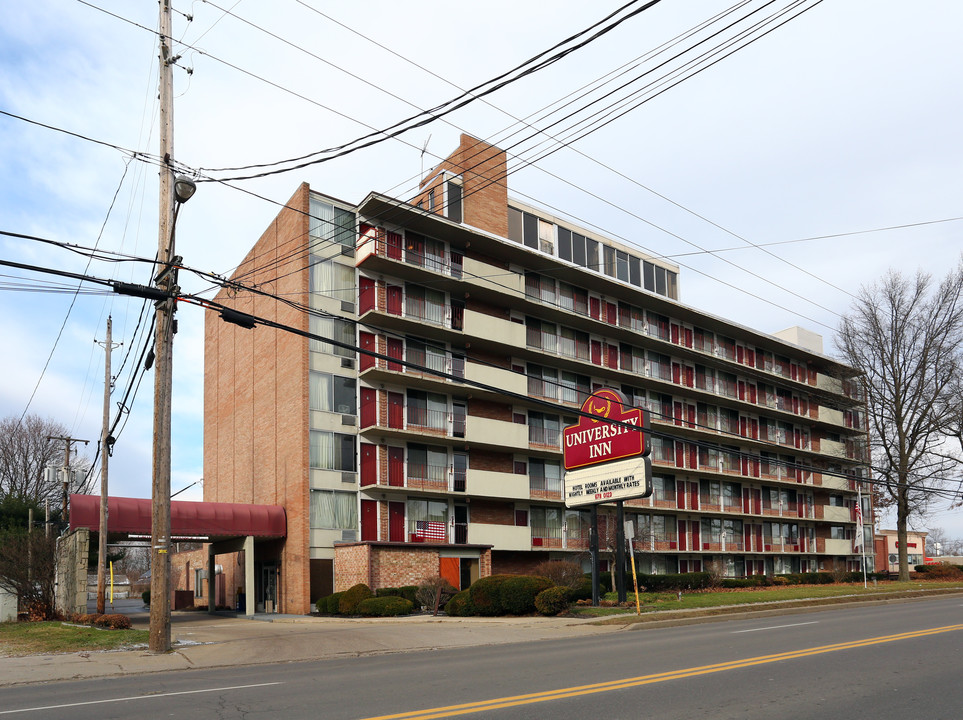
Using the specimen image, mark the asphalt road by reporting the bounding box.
[3,597,962,719]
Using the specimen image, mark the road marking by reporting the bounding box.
[359,624,963,720]
[0,682,283,715]
[732,621,819,633]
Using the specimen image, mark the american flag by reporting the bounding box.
[416,520,447,541]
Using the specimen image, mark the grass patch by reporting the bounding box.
[568,581,963,620]
[0,621,149,657]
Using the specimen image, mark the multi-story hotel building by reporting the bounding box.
[203,135,871,615]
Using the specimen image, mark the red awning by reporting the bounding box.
[69,494,286,540]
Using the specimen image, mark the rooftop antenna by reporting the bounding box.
[420,134,432,183]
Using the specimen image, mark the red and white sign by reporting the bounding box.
[563,389,649,471]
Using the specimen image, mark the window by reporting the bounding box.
[405,284,446,325]
[407,444,448,486]
[700,480,721,505]
[309,372,357,414]
[565,509,590,542]
[508,206,524,244]
[526,317,558,353]
[408,499,448,540]
[309,256,355,302]
[693,328,714,353]
[531,506,563,541]
[407,390,447,430]
[528,363,558,400]
[646,312,670,340]
[309,431,356,471]
[525,272,557,305]
[652,475,675,503]
[646,351,671,381]
[529,411,561,447]
[310,489,357,529]
[194,569,204,598]
[623,345,645,374]
[558,326,588,360]
[309,197,355,248]
[559,282,588,315]
[559,370,590,405]
[650,437,674,463]
[529,459,562,495]
[538,219,554,255]
[407,338,447,375]
[309,315,355,357]
[446,179,462,223]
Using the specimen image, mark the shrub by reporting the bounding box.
[94,614,132,629]
[500,575,553,615]
[535,586,573,616]
[771,576,790,585]
[317,591,344,614]
[720,578,757,589]
[338,584,372,615]
[376,586,420,604]
[357,596,414,617]
[468,575,515,616]
[914,563,963,579]
[444,589,473,616]
[142,590,151,605]
[570,577,593,601]
[638,572,712,592]
[416,576,458,614]
[78,613,103,625]
[531,560,585,589]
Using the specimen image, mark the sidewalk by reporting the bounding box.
[0,606,620,687]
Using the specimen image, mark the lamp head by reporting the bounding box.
[173,175,197,204]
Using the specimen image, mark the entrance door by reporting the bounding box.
[261,565,278,614]
[454,505,468,544]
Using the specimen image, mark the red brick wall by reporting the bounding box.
[470,500,514,525]
[334,544,494,591]
[469,449,514,473]
[491,551,549,576]
[411,134,508,238]
[203,183,312,614]
[468,399,512,421]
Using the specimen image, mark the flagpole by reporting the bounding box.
[857,483,867,588]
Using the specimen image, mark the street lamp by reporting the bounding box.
[173,175,196,204]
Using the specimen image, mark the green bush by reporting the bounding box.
[376,585,420,604]
[468,575,515,616]
[570,577,593,601]
[339,584,373,615]
[142,590,150,605]
[444,589,473,616]
[500,575,553,615]
[317,591,345,614]
[357,596,414,617]
[535,586,573,616]
[720,578,757,589]
[638,572,712,592]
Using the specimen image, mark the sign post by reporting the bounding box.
[563,389,651,606]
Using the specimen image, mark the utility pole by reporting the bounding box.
[150,0,176,654]
[96,316,121,615]
[48,435,89,524]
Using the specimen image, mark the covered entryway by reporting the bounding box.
[69,494,285,618]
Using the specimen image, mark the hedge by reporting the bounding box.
[357,596,414,617]
[444,589,473,617]
[468,575,515,616]
[535,586,572,616]
[316,591,345,615]
[499,575,553,615]
[376,585,420,604]
[339,583,373,615]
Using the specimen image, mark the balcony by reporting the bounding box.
[465,415,529,451]
[463,256,525,298]
[462,309,526,348]
[465,362,527,398]
[822,538,855,555]
[467,523,530,551]
[465,469,529,501]
[528,426,562,451]
[818,407,847,427]
[822,506,852,523]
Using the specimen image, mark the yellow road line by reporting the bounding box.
[360,623,963,720]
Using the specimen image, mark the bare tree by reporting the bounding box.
[837,266,963,581]
[0,414,93,505]
[0,529,58,618]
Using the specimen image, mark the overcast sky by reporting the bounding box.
[1,1,961,538]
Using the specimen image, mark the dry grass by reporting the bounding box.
[0,621,148,657]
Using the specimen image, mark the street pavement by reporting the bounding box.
[0,599,622,687]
